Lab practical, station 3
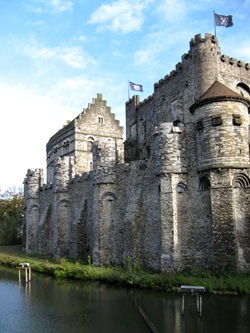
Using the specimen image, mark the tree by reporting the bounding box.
[0,187,24,245]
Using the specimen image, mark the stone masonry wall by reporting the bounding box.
[24,33,250,273]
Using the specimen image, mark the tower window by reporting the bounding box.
[98,117,104,124]
[212,116,222,126]
[233,114,242,126]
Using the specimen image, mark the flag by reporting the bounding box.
[214,13,233,28]
[129,81,143,92]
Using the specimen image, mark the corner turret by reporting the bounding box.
[190,81,250,171]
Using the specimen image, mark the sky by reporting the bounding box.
[0,0,250,192]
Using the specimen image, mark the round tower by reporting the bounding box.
[23,168,44,253]
[190,81,250,171]
[188,33,221,96]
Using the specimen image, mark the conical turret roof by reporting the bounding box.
[190,81,250,114]
[200,81,243,100]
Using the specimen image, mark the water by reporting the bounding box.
[0,266,250,333]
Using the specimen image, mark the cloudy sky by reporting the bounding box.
[0,0,249,192]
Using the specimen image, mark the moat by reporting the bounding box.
[1,266,250,333]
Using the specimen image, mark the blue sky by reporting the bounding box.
[0,0,250,192]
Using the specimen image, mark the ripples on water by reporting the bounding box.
[0,267,250,333]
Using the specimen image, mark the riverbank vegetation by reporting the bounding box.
[1,245,250,294]
[0,188,24,245]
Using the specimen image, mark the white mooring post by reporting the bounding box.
[17,263,31,283]
[181,285,205,317]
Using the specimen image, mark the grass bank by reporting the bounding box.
[1,245,250,294]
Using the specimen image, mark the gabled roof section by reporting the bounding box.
[190,81,250,114]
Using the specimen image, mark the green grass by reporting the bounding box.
[1,246,250,294]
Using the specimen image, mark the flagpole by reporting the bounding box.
[213,11,217,37]
[128,80,130,100]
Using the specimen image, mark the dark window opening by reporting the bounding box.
[197,120,203,130]
[233,114,242,126]
[212,116,222,126]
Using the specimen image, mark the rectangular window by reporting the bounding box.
[98,117,104,124]
[233,114,242,126]
[212,116,222,126]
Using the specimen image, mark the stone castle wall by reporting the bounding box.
[24,33,250,272]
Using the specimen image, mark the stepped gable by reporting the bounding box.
[190,80,250,114]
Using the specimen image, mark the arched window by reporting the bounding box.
[102,192,116,201]
[176,182,187,193]
[233,173,250,188]
[87,137,95,152]
[199,176,211,190]
[236,82,250,98]
[98,116,104,124]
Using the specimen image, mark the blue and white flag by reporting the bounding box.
[129,81,143,92]
[214,13,233,28]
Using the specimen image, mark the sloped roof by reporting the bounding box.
[200,81,243,100]
[190,81,250,114]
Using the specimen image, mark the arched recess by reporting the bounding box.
[105,138,114,143]
[100,192,117,265]
[199,176,211,190]
[102,192,116,201]
[57,199,70,256]
[233,173,250,188]
[28,204,40,252]
[38,204,52,254]
[176,182,187,193]
[233,173,250,271]
[236,82,250,98]
[76,199,88,260]
[87,136,95,152]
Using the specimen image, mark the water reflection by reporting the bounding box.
[1,266,250,333]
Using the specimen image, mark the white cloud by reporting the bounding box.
[48,77,100,107]
[49,0,73,12]
[0,82,75,191]
[78,35,87,42]
[88,0,149,34]
[21,41,96,69]
[25,20,46,27]
[154,0,188,23]
[132,29,190,70]
[26,0,73,13]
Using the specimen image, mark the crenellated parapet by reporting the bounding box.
[24,169,44,199]
[189,32,218,47]
[220,54,250,70]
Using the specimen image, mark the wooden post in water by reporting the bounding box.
[181,285,205,317]
[17,263,31,283]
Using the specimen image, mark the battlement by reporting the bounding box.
[190,33,218,47]
[126,95,140,109]
[24,169,44,198]
[220,54,250,70]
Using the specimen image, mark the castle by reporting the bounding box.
[23,33,250,272]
